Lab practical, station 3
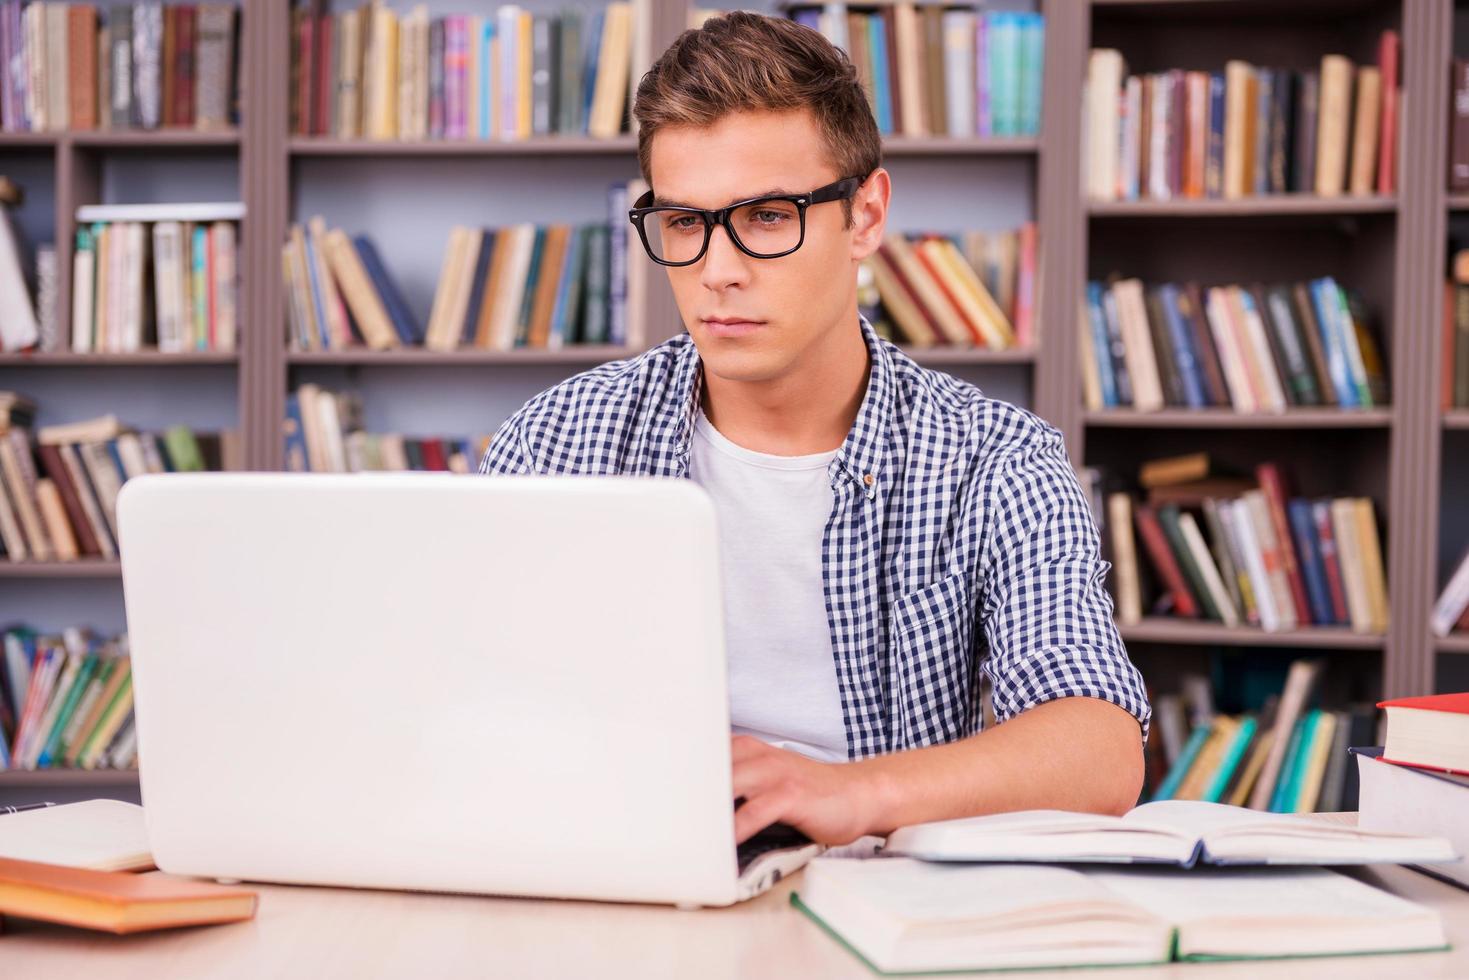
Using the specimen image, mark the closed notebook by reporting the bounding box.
[883,799,1458,868]
[0,856,256,934]
[0,799,152,872]
[794,857,1448,975]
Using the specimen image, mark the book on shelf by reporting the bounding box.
[0,1,239,133]
[287,179,643,353]
[1442,248,1469,410]
[0,185,42,352]
[0,626,135,772]
[1142,657,1380,815]
[68,205,240,355]
[858,225,1034,351]
[1087,31,1399,202]
[1355,746,1469,892]
[1080,276,1388,413]
[290,0,647,143]
[769,3,1042,139]
[284,382,492,474]
[0,400,235,563]
[1450,58,1469,192]
[793,857,1448,975]
[1099,455,1389,634]
[882,798,1455,868]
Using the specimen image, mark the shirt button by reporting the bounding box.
[863,474,876,487]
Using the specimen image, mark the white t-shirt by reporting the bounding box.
[688,409,850,764]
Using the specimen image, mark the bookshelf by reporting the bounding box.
[6,0,1469,801]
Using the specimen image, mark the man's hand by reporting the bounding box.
[730,735,880,845]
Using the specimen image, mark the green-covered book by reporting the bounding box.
[794,857,1448,974]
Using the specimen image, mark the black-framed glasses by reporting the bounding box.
[627,174,868,267]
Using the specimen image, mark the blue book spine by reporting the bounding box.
[1100,286,1134,406]
[996,13,1019,137]
[1309,277,1357,407]
[1206,73,1225,197]
[1153,724,1212,802]
[974,15,990,136]
[1019,13,1044,137]
[868,16,892,135]
[1288,498,1333,626]
[581,9,604,136]
[1159,283,1207,408]
[352,236,423,345]
[105,439,130,485]
[1085,282,1118,407]
[301,231,331,350]
[1253,69,1273,196]
[548,226,581,348]
[792,7,820,31]
[1269,712,1314,812]
[1203,716,1257,803]
[480,20,495,139]
[608,183,629,347]
[284,394,310,471]
[461,230,495,346]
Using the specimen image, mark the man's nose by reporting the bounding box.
[700,222,752,289]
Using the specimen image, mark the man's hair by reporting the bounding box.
[632,11,881,229]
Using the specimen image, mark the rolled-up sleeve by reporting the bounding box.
[976,424,1151,741]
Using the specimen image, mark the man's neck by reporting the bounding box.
[700,316,871,457]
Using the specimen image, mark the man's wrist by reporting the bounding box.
[851,756,904,837]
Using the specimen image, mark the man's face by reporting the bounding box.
[646,108,884,384]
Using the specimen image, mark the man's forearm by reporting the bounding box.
[852,696,1145,836]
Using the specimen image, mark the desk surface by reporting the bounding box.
[3,860,1469,979]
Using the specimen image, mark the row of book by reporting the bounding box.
[1102,454,1390,633]
[1443,248,1469,410]
[780,4,1044,139]
[1147,658,1373,813]
[0,626,135,771]
[0,397,233,563]
[284,383,490,474]
[857,227,1033,351]
[1080,276,1388,414]
[287,181,643,352]
[290,1,643,142]
[0,1,239,133]
[1086,33,1399,202]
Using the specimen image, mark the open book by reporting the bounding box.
[883,800,1459,867]
[794,857,1449,975]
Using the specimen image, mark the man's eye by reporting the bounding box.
[753,210,790,224]
[664,215,702,233]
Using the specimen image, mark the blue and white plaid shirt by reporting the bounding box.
[480,315,1150,760]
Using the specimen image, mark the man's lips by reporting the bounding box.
[702,318,765,338]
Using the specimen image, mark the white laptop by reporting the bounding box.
[116,472,822,907]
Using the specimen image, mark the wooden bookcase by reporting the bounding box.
[2,0,1467,803]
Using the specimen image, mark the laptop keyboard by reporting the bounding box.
[735,821,814,873]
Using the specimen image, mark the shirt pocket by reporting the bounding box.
[886,571,976,750]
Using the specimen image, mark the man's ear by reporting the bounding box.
[849,168,891,262]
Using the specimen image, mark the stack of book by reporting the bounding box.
[289,1,644,142]
[859,226,1034,351]
[70,202,240,355]
[1148,658,1376,813]
[0,400,234,564]
[1356,693,1469,890]
[777,3,1044,139]
[1103,453,1390,634]
[1081,276,1387,413]
[286,179,641,353]
[285,382,491,474]
[1087,32,1399,201]
[0,1,240,132]
[0,626,135,772]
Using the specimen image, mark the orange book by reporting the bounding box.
[0,857,257,934]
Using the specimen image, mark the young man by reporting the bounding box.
[481,12,1149,846]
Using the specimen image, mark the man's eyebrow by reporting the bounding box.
[651,188,798,209]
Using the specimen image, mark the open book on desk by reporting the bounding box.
[883,799,1460,867]
[794,858,1450,975]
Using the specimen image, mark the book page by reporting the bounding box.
[885,809,1194,864]
[0,799,153,872]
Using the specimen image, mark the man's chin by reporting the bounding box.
[694,343,790,385]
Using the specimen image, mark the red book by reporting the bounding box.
[35,445,101,557]
[419,440,449,472]
[1376,30,1399,196]
[1378,693,1469,776]
[1014,222,1037,349]
[175,5,196,129]
[314,11,334,137]
[1134,503,1199,618]
[1311,500,1350,624]
[296,13,315,137]
[1254,464,1313,625]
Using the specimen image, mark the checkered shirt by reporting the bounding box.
[480,315,1150,759]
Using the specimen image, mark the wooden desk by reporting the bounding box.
[3,861,1469,979]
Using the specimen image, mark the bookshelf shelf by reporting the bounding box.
[0,561,123,579]
[1437,633,1469,655]
[1118,618,1386,650]
[288,135,638,157]
[287,346,635,366]
[902,346,1036,366]
[0,769,139,788]
[1443,411,1469,430]
[66,128,240,149]
[1087,195,1397,218]
[0,352,239,367]
[0,133,58,147]
[1449,194,1469,212]
[1085,408,1394,429]
[881,136,1040,156]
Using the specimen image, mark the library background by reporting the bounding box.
[0,0,1465,813]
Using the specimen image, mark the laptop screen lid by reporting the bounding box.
[117,472,742,906]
